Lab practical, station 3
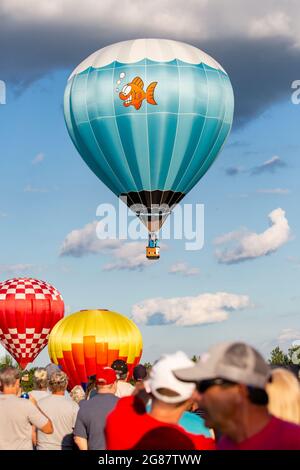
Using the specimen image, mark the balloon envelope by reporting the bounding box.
[64,39,234,231]
[0,278,64,369]
[48,309,143,389]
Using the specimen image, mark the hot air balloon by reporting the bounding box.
[48,309,143,389]
[0,278,64,369]
[64,39,234,259]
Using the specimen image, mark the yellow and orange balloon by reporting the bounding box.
[48,309,143,389]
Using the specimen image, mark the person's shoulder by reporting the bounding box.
[77,398,90,411]
[38,394,52,404]
[110,395,137,414]
[68,399,80,411]
[270,416,300,449]
[273,415,300,433]
[22,397,40,412]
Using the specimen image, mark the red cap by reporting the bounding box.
[96,367,117,385]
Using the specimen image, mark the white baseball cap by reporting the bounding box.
[145,351,195,404]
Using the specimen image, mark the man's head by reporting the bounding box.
[48,371,68,394]
[133,364,148,382]
[33,367,48,391]
[145,351,195,411]
[174,342,271,432]
[96,366,117,394]
[0,367,20,394]
[111,359,128,381]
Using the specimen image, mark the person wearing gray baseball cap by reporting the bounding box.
[174,341,300,450]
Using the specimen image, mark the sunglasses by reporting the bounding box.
[196,378,237,393]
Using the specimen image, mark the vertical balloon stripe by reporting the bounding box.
[69,71,124,195]
[83,336,96,378]
[182,70,234,194]
[113,57,150,200]
[170,64,217,194]
[146,60,180,191]
[87,65,139,192]
[96,342,108,367]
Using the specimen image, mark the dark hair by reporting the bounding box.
[85,375,97,399]
[111,360,128,380]
[133,364,147,381]
[247,386,269,406]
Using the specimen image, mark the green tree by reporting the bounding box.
[0,353,16,368]
[288,346,300,365]
[20,368,36,392]
[268,346,290,365]
[191,355,200,363]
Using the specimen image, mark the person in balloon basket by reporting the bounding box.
[0,366,53,450]
[74,367,119,450]
[173,341,300,450]
[36,371,79,450]
[105,351,215,450]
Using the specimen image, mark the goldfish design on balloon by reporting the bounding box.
[119,76,157,110]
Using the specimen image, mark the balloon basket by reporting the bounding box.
[146,246,160,260]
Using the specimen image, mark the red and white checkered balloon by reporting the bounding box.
[0,278,64,368]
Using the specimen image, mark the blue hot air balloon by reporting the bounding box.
[64,39,234,259]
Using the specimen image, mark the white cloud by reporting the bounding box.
[215,208,291,264]
[60,220,157,270]
[0,211,7,217]
[31,152,45,165]
[2,1,300,43]
[24,184,48,193]
[60,221,120,257]
[278,328,300,344]
[103,242,152,271]
[0,264,33,274]
[2,1,300,125]
[249,12,292,39]
[257,188,290,195]
[251,156,286,175]
[132,292,251,326]
[169,262,200,277]
[214,229,248,246]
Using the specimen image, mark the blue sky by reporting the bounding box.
[0,1,300,366]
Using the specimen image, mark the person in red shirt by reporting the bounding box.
[174,341,300,450]
[105,351,215,450]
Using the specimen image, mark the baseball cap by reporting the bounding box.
[133,364,147,381]
[145,351,195,404]
[174,342,271,390]
[111,359,128,377]
[96,367,117,385]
